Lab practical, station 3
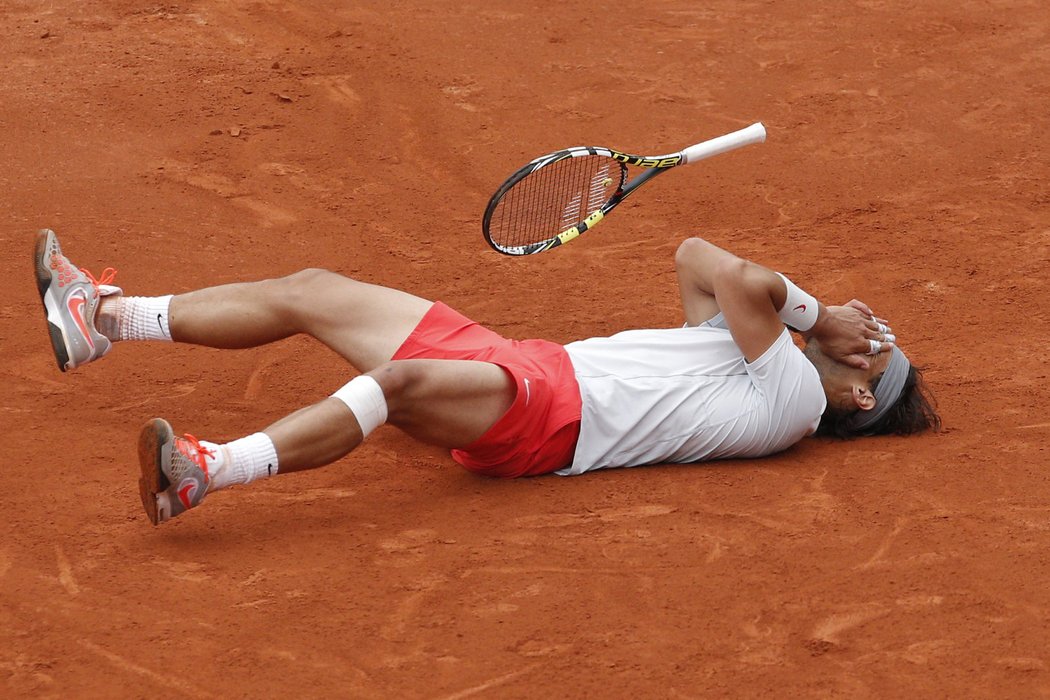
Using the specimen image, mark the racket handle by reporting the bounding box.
[681,122,766,164]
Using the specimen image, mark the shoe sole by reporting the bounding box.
[33,229,71,372]
[138,418,173,526]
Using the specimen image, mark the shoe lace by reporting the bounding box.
[180,433,215,478]
[80,266,118,289]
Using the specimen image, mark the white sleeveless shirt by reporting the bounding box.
[557,316,826,475]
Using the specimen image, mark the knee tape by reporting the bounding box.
[331,375,388,438]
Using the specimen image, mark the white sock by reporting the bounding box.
[115,295,174,341]
[202,433,279,493]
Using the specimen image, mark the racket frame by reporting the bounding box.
[483,122,765,256]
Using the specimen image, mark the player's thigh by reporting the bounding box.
[289,270,433,370]
[372,359,515,448]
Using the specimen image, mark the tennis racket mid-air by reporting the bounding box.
[482,122,766,256]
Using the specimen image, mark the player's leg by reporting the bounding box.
[35,228,431,373]
[265,359,514,470]
[139,359,515,524]
[156,269,432,370]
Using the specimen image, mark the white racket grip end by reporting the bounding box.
[681,122,766,164]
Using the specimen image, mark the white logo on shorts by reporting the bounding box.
[523,377,532,405]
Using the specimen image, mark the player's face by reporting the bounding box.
[804,339,893,411]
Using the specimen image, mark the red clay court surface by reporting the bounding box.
[2,1,1049,697]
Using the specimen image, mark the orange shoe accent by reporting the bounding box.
[175,433,215,480]
[80,266,118,289]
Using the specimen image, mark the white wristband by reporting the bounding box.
[775,273,819,332]
[331,375,388,438]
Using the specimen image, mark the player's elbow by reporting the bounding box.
[712,257,773,298]
[675,237,737,283]
[674,237,712,272]
[711,256,751,286]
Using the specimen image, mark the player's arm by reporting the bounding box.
[675,238,725,326]
[711,258,801,362]
[675,237,881,366]
[675,237,796,360]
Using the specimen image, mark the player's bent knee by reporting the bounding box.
[366,360,471,427]
[268,268,344,319]
[331,374,388,438]
[282,267,338,290]
[366,360,421,418]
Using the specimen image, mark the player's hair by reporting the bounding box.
[817,364,941,439]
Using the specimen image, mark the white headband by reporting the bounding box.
[846,345,910,434]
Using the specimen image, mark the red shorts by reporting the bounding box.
[391,302,581,478]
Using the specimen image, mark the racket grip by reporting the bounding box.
[681,122,766,164]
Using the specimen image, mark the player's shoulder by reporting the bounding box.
[744,327,797,371]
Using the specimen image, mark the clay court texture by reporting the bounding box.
[2,0,1048,697]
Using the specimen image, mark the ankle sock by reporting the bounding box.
[98,295,174,342]
[202,433,279,493]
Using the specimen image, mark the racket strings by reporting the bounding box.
[489,155,622,249]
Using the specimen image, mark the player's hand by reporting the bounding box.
[809,301,894,370]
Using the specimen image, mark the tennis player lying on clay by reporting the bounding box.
[34,228,939,525]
